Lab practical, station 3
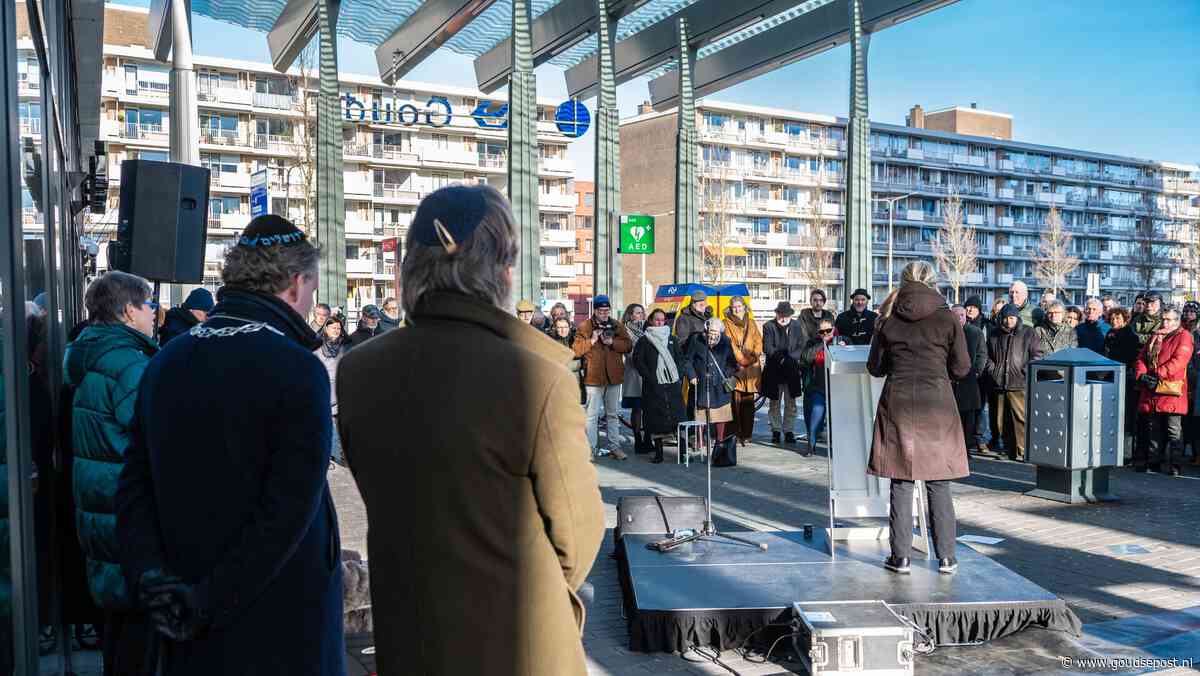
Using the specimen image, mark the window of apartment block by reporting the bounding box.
[126,107,164,130]
[256,117,292,138]
[255,77,292,96]
[209,196,241,219]
[748,251,768,269]
[432,133,449,150]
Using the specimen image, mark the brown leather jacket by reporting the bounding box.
[572,317,633,386]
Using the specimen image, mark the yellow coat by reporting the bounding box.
[723,310,763,394]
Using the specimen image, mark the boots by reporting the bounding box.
[651,439,664,464]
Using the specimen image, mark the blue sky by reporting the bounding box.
[111,0,1199,179]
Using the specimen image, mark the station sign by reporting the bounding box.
[250,169,269,217]
[342,93,589,138]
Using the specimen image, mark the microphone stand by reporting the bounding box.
[698,337,767,551]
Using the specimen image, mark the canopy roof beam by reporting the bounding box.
[376,0,497,85]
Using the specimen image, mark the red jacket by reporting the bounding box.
[1135,328,1194,414]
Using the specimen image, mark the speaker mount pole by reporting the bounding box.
[167,0,199,308]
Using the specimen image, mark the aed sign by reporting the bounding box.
[620,214,655,254]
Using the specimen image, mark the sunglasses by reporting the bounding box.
[144,300,159,311]
[818,328,834,335]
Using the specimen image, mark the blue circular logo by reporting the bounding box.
[555,100,591,139]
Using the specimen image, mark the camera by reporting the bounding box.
[595,319,616,341]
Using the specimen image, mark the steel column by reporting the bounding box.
[673,17,699,284]
[592,0,621,307]
[843,0,872,300]
[509,0,541,304]
[316,0,346,307]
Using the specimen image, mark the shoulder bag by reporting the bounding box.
[708,348,737,394]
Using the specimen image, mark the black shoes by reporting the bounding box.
[771,431,781,443]
[883,556,911,574]
[1169,465,1181,477]
[785,432,797,444]
[938,558,958,574]
[798,441,813,458]
[651,442,664,464]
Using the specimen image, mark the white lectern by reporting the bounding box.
[823,345,930,559]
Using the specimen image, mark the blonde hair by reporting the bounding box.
[900,261,938,288]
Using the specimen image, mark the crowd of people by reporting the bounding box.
[22,178,1196,675]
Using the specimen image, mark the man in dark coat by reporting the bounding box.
[867,263,970,575]
[378,296,401,332]
[1133,292,1163,345]
[985,304,1045,462]
[798,288,835,338]
[157,288,214,346]
[761,301,808,444]
[116,215,344,676]
[1076,298,1109,353]
[835,288,877,345]
[672,289,711,347]
[963,296,988,335]
[348,304,384,347]
[1035,301,1078,354]
[951,305,988,453]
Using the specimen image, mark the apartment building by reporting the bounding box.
[569,180,595,319]
[73,4,580,313]
[621,100,1200,316]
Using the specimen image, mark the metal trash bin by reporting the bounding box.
[1025,347,1123,503]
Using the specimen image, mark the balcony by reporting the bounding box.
[200,131,243,147]
[423,149,478,166]
[906,209,925,221]
[210,171,251,189]
[19,120,41,136]
[346,258,374,275]
[539,157,573,174]
[480,154,507,170]
[216,213,251,231]
[541,228,576,247]
[998,273,1014,284]
[344,174,373,196]
[821,203,843,217]
[367,145,421,164]
[199,88,254,106]
[998,216,1014,228]
[543,263,576,279]
[374,184,421,201]
[539,193,576,209]
[120,123,168,143]
[254,92,301,111]
[997,245,1014,256]
[252,134,297,153]
[344,216,375,236]
[966,214,985,226]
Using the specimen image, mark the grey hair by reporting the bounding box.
[222,239,320,295]
[704,318,725,333]
[85,271,152,324]
[1163,307,1181,321]
[900,261,939,288]
[1048,301,1066,313]
[1085,297,1102,309]
[1010,280,1028,292]
[400,185,518,315]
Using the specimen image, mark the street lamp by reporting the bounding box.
[283,164,302,224]
[871,192,915,293]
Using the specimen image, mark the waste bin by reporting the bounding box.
[1025,347,1123,503]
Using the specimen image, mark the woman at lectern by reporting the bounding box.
[867,261,971,576]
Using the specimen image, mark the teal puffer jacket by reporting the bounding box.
[64,323,157,610]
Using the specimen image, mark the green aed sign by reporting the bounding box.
[620,214,655,254]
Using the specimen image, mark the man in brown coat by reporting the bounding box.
[337,184,605,676]
[867,262,970,576]
[573,294,633,459]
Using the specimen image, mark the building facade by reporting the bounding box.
[569,179,595,319]
[621,100,1200,316]
[69,4,580,315]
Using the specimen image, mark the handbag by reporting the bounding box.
[712,434,738,467]
[1156,379,1184,396]
[709,349,736,394]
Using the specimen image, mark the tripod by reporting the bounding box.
[697,339,767,551]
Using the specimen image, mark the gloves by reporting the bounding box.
[138,569,213,642]
[1138,373,1160,391]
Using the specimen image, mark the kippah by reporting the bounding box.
[411,185,490,254]
[238,214,306,248]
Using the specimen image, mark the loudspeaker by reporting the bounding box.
[614,496,706,543]
[113,160,210,282]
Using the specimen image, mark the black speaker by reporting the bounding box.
[114,160,210,282]
[614,496,706,543]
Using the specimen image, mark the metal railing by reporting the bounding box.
[121,123,168,140]
[252,134,296,153]
[253,92,300,111]
[201,130,242,146]
[373,184,420,200]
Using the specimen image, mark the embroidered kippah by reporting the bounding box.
[237,214,307,248]
[411,185,489,254]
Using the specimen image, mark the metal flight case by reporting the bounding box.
[791,600,915,675]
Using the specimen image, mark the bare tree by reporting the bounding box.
[800,216,836,299]
[1130,206,1161,292]
[285,41,319,230]
[932,191,977,303]
[1034,204,1079,298]
[699,149,736,285]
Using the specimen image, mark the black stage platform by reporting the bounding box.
[618,530,1082,653]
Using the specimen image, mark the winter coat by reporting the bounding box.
[986,323,1044,392]
[314,341,347,415]
[800,337,836,396]
[1133,312,1163,345]
[623,321,646,399]
[1004,300,1037,328]
[672,303,711,347]
[335,291,605,676]
[157,306,199,346]
[1077,320,1109,354]
[630,333,687,435]
[1105,326,1142,369]
[761,319,807,399]
[1135,328,1193,415]
[348,322,382,347]
[723,311,763,394]
[1036,321,1078,355]
[116,289,344,676]
[1188,331,1200,417]
[867,283,971,481]
[63,323,157,611]
[377,313,401,332]
[551,328,587,404]
[682,333,739,411]
[835,308,878,345]
[572,317,632,386]
[799,307,835,339]
[953,323,988,412]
